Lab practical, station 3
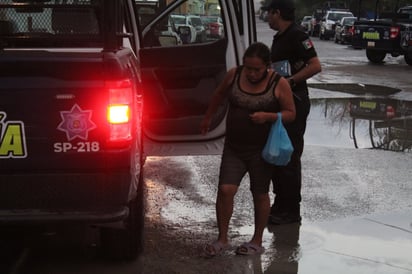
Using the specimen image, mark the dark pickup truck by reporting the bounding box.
[0,0,256,261]
[0,0,145,260]
[352,5,412,65]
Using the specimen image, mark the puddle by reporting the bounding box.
[308,83,401,96]
[307,84,412,152]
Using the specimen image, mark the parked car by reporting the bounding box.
[300,15,312,33]
[201,15,224,39]
[171,14,206,43]
[187,15,207,42]
[157,15,183,46]
[319,10,354,40]
[309,8,324,36]
[170,14,197,43]
[334,16,357,44]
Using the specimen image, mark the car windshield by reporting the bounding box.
[329,12,353,21]
[171,15,185,25]
[343,18,356,25]
[190,17,202,27]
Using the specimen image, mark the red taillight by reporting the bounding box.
[108,105,129,124]
[386,105,395,118]
[390,26,400,39]
[106,79,134,142]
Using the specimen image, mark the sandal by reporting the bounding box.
[235,242,265,255]
[204,240,230,257]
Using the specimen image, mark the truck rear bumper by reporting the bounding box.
[0,171,137,224]
[0,207,129,225]
[352,38,403,53]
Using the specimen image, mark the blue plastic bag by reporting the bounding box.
[262,112,294,166]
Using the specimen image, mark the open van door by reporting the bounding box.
[135,0,256,156]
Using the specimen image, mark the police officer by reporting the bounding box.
[263,0,322,224]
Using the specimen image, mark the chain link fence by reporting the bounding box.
[0,0,102,47]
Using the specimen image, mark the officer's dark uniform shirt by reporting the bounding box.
[271,23,317,99]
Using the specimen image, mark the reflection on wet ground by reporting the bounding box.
[307,84,412,152]
[276,211,412,274]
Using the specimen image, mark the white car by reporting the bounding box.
[186,15,207,42]
[319,10,354,40]
[170,14,199,43]
[300,15,312,33]
[159,16,183,46]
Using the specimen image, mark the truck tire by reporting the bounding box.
[366,49,386,63]
[404,54,412,66]
[100,175,145,261]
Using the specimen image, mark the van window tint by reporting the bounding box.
[139,0,225,47]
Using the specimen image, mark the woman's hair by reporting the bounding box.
[243,42,271,66]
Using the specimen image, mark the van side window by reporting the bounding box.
[138,0,225,47]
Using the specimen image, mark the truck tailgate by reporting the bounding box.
[353,20,402,51]
[0,50,117,172]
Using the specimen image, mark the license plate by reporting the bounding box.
[359,101,376,109]
[363,32,380,40]
[367,41,375,47]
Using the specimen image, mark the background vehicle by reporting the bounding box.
[310,8,323,36]
[319,10,354,40]
[170,14,197,43]
[400,5,412,63]
[201,15,224,39]
[352,4,412,65]
[300,15,312,33]
[309,1,348,37]
[170,14,206,43]
[334,16,357,44]
[187,15,207,42]
[157,15,183,45]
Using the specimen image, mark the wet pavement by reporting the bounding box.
[137,142,412,273]
[122,76,412,273]
[136,87,412,273]
[294,211,412,274]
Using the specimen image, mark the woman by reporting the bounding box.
[200,42,295,256]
